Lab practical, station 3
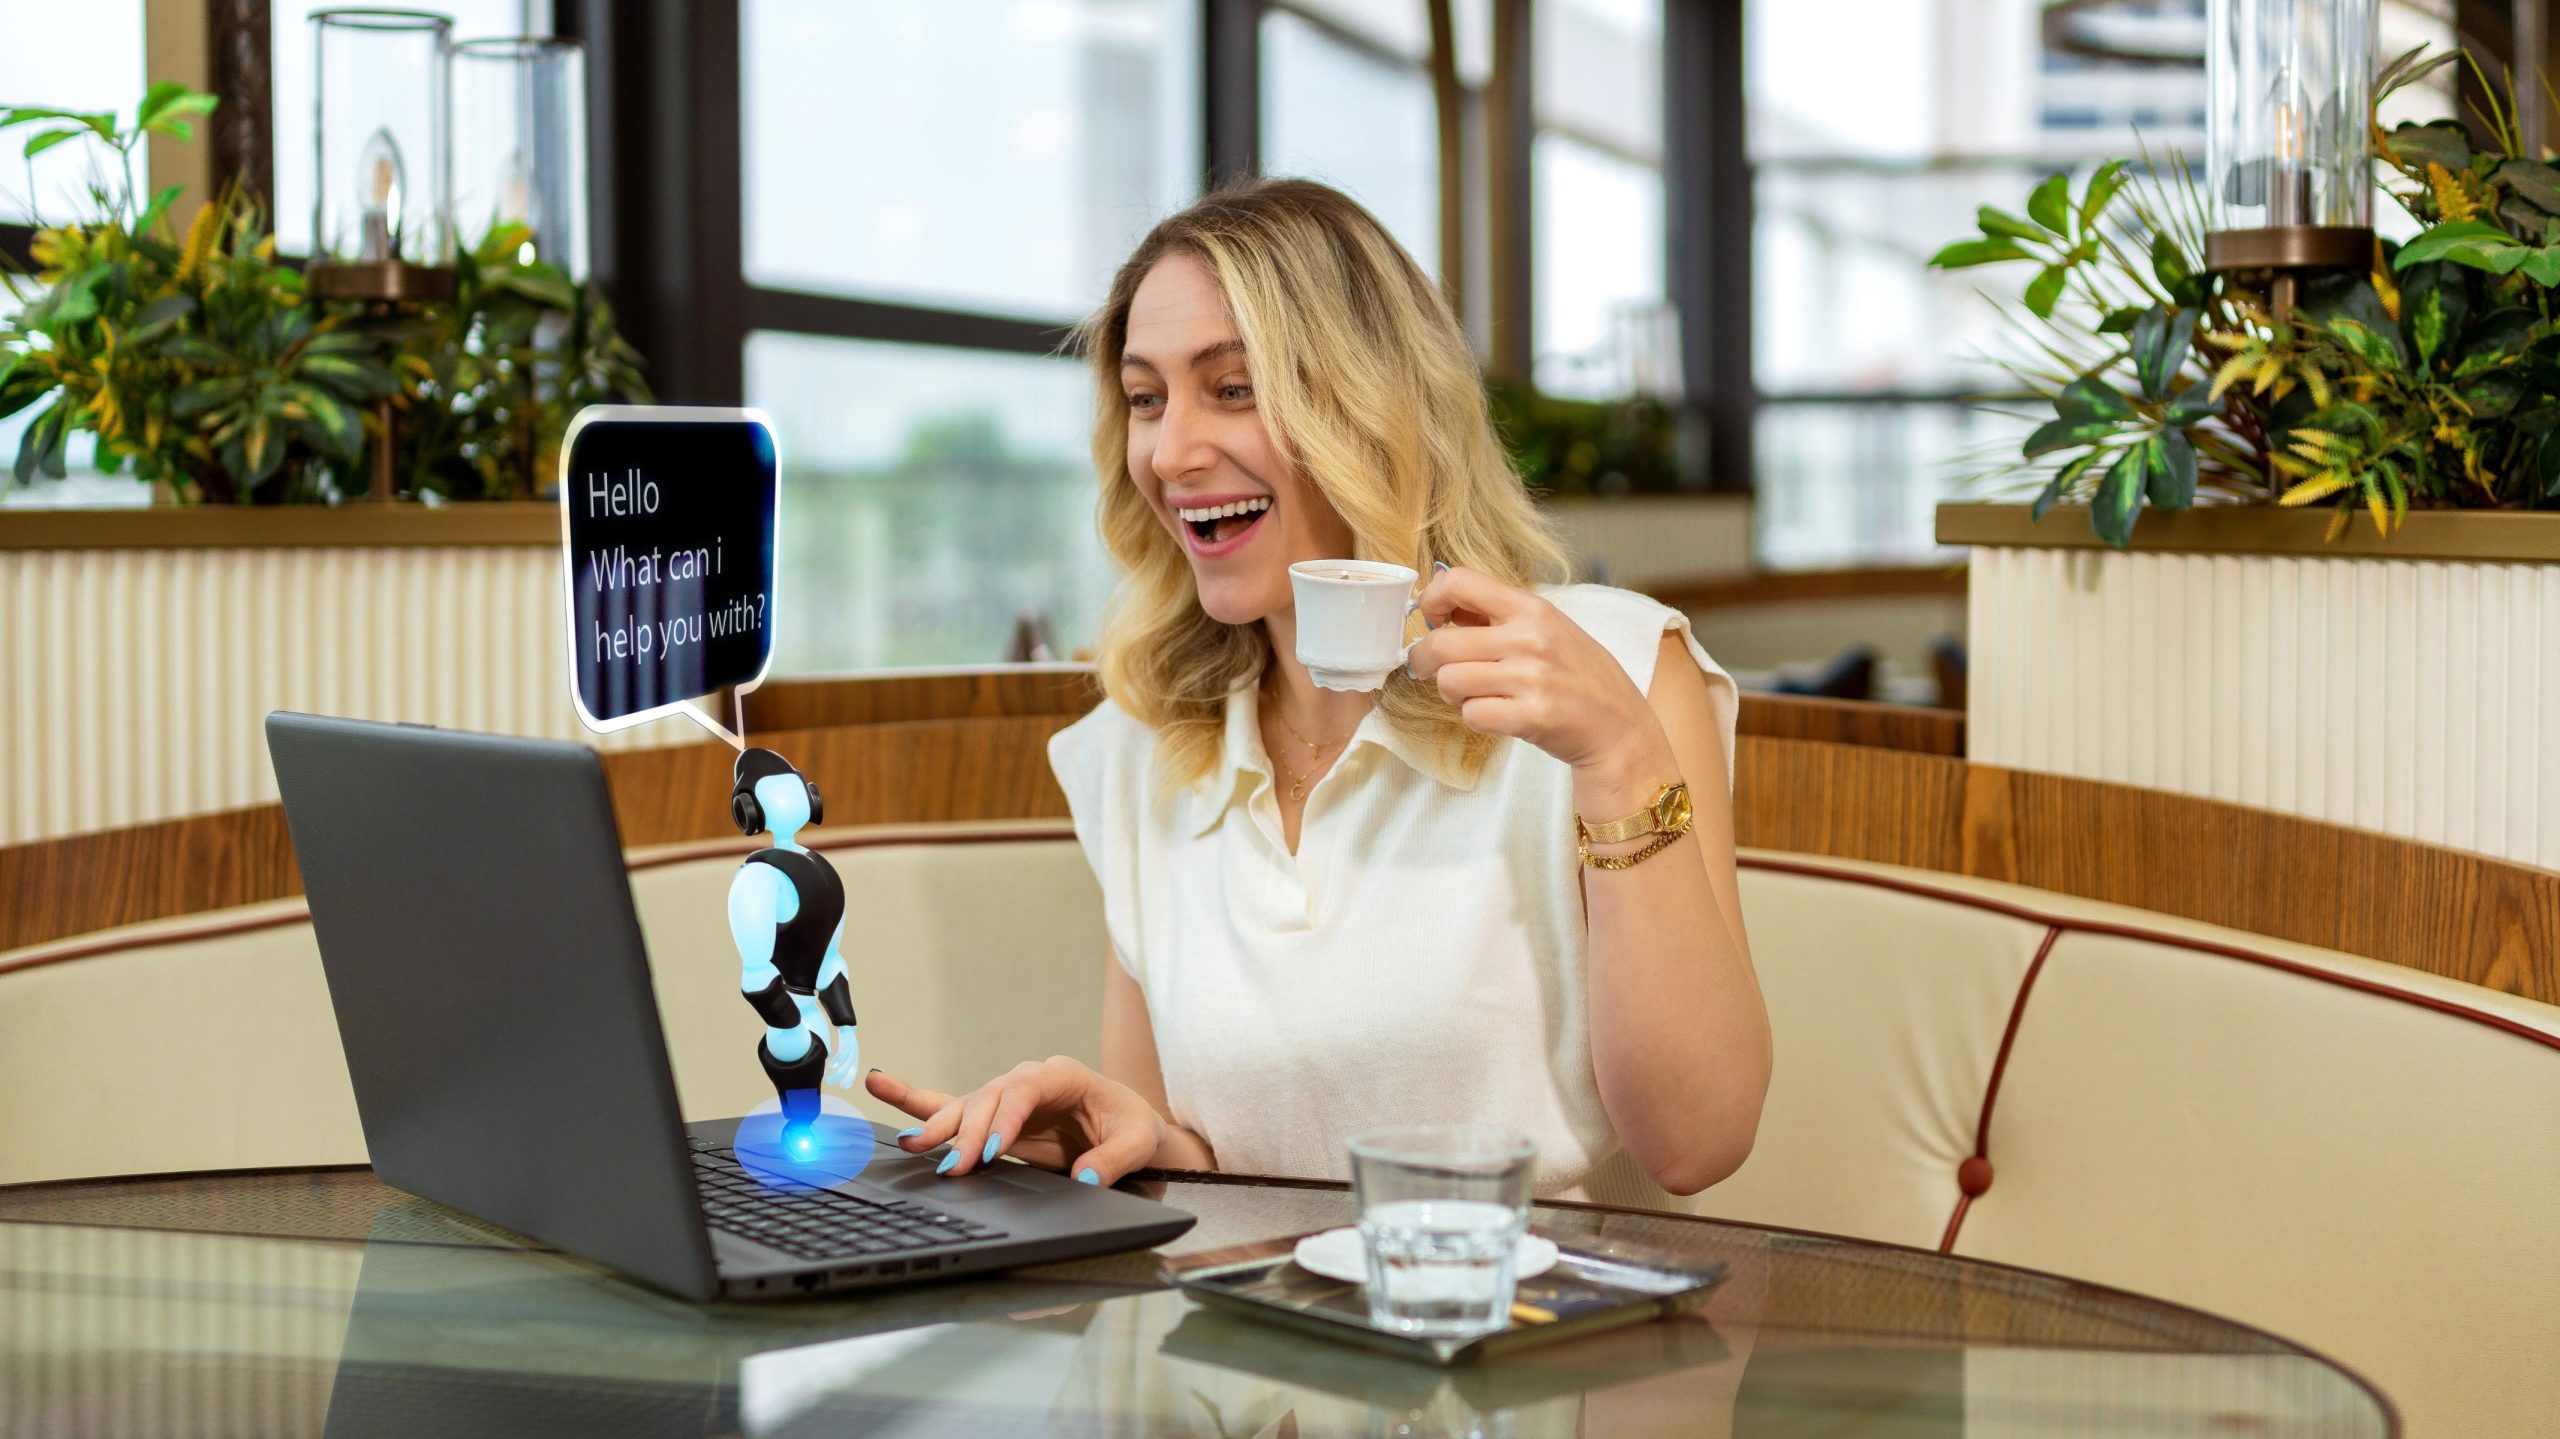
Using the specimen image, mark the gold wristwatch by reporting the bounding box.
[1575,781,1694,870]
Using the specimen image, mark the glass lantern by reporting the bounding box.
[2206,0,2375,247]
[450,37,591,279]
[311,8,454,282]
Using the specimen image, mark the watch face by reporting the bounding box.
[1658,784,1694,830]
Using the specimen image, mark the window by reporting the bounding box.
[1533,0,1664,399]
[1260,4,1439,274]
[742,0,1198,322]
[736,0,1199,671]
[0,0,147,227]
[746,333,1112,672]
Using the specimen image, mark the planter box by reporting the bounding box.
[0,504,694,847]
[1939,503,2560,872]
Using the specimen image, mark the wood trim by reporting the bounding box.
[1938,502,2560,563]
[1731,738,2560,1001]
[0,503,560,550]
[0,715,1077,954]
[1734,695,1964,757]
[1644,565,1966,612]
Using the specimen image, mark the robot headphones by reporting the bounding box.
[730,748,824,835]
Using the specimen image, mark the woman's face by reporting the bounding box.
[1119,252,1356,627]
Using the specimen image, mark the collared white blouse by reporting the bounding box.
[1047,584,1738,1202]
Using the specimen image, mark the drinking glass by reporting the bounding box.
[1347,1126,1537,1339]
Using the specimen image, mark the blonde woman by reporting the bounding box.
[867,179,1769,1204]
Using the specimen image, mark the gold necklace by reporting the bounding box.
[1264,686,1355,803]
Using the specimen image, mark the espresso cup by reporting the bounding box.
[1290,559,1420,692]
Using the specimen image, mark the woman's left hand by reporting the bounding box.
[1407,566,1667,776]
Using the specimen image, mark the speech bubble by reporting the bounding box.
[557,405,779,749]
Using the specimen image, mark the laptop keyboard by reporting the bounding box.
[687,1137,1007,1262]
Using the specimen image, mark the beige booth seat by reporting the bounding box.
[7,823,2556,1432]
[0,822,1104,1188]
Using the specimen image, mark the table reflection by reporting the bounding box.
[0,1171,2392,1438]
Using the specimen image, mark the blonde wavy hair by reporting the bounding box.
[1075,178,1569,789]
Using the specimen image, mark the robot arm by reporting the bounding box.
[817,925,858,1087]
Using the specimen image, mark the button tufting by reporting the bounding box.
[1957,1155,1994,1197]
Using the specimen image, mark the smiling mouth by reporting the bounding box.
[1175,496,1271,547]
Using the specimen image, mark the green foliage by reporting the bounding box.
[1930,44,2560,546]
[2,79,649,504]
[1,88,395,500]
[1484,379,1684,496]
[388,222,652,500]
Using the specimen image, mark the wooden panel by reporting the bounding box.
[1939,501,2560,563]
[0,504,559,549]
[0,716,1074,954]
[11,698,2558,1006]
[1731,736,1968,872]
[1737,695,1965,756]
[743,670,1101,730]
[1646,564,1966,612]
[1980,763,2560,1000]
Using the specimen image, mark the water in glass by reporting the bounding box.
[1359,1197,1524,1338]
[1347,1126,1536,1340]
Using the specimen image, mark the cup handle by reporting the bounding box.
[1402,562,1449,679]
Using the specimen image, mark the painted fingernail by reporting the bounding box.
[982,1133,1003,1164]
[897,1127,923,1139]
[1434,561,1451,572]
[936,1149,961,1175]
[1076,1168,1101,1186]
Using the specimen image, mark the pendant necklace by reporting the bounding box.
[1266,687,1355,804]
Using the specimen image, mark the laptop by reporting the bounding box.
[265,711,1194,1303]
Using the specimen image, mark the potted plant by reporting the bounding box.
[1925,46,2560,874]
[1,81,648,503]
[0,86,396,501]
[1932,46,2560,545]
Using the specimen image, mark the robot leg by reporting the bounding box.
[758,1029,827,1135]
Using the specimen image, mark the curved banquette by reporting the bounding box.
[5,678,2558,1435]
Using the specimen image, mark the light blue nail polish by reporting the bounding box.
[1076,1168,1101,1186]
[936,1149,960,1175]
[897,1127,923,1139]
[982,1133,1002,1164]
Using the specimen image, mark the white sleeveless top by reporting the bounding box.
[1046,585,1737,1201]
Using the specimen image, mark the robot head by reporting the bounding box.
[730,748,824,837]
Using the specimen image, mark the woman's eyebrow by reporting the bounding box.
[1122,339,1246,374]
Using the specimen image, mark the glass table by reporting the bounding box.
[0,1166,2394,1437]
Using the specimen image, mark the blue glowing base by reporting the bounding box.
[732,1095,875,1190]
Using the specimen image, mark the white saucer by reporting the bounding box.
[1290,1226,1559,1285]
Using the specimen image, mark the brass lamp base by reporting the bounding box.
[305,261,454,502]
[305,260,456,305]
[2203,226,2374,273]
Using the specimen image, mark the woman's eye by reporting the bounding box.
[1126,392,1162,415]
[1218,383,1254,403]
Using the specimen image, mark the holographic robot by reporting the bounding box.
[727,748,857,1155]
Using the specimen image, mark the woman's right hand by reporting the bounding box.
[865,1057,1165,1186]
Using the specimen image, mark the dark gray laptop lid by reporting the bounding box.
[266,712,719,1301]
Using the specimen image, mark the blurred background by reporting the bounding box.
[0,0,2471,703]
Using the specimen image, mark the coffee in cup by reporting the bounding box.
[1289,559,1420,692]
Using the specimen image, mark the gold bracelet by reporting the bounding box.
[1579,826,1687,871]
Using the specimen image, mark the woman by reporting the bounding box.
[867,179,1769,1203]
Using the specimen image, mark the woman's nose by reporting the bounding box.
[1153,397,1219,481]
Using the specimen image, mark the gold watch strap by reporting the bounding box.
[1577,781,1689,845]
